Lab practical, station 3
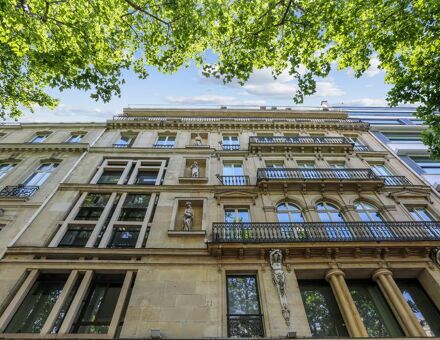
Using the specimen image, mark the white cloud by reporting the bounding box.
[347,57,383,78]
[315,81,346,96]
[165,94,266,106]
[337,98,388,106]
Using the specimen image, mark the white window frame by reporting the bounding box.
[22,163,58,186]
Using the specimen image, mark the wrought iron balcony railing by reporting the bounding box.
[221,144,240,151]
[354,145,371,152]
[211,221,440,243]
[257,168,379,181]
[152,144,174,148]
[380,176,413,186]
[217,175,250,186]
[249,136,352,145]
[112,143,131,148]
[0,185,39,199]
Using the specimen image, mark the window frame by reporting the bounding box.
[224,207,251,223]
[22,162,59,187]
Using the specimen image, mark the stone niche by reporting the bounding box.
[179,158,208,183]
[171,199,205,233]
[188,132,209,147]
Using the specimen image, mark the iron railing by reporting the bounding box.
[0,185,39,199]
[249,136,352,145]
[354,145,371,152]
[113,143,131,148]
[212,221,440,243]
[221,144,240,151]
[152,144,174,148]
[380,176,413,186]
[257,168,379,181]
[217,175,250,186]
[227,315,264,338]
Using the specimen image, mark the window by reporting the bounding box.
[397,279,440,336]
[29,134,49,143]
[408,207,436,221]
[108,227,139,248]
[135,171,159,185]
[371,164,393,177]
[5,273,68,333]
[97,170,123,184]
[346,137,366,147]
[299,280,348,337]
[316,202,351,239]
[355,201,383,222]
[225,207,250,223]
[410,157,440,174]
[226,275,264,338]
[363,119,403,125]
[114,135,134,147]
[119,194,150,221]
[75,194,110,220]
[382,132,423,143]
[23,163,58,186]
[58,227,92,247]
[223,162,244,176]
[222,135,240,150]
[154,135,175,148]
[71,274,125,334]
[277,202,304,223]
[265,160,284,168]
[297,161,315,168]
[0,163,15,180]
[348,280,403,337]
[66,134,84,143]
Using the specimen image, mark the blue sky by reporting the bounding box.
[19,58,393,122]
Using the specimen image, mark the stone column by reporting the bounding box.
[325,269,368,337]
[372,268,425,337]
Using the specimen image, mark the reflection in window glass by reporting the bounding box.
[277,202,304,223]
[408,207,435,221]
[59,228,92,247]
[225,208,250,223]
[299,280,348,337]
[135,171,158,185]
[348,280,403,337]
[97,171,123,184]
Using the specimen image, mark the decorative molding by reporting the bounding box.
[0,143,89,153]
[269,249,291,327]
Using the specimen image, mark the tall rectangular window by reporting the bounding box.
[299,280,348,337]
[222,135,240,150]
[71,274,125,334]
[347,280,403,337]
[119,194,150,221]
[410,157,440,174]
[23,163,58,186]
[66,134,84,143]
[371,164,393,177]
[226,275,264,337]
[5,273,68,333]
[154,135,175,148]
[396,279,440,336]
[58,227,92,247]
[29,134,49,143]
[0,163,15,180]
[225,207,250,223]
[75,194,110,220]
[223,162,244,176]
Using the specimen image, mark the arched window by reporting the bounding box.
[277,202,304,223]
[355,201,384,222]
[316,202,345,222]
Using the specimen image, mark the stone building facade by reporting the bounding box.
[0,108,440,339]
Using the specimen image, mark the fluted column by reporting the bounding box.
[325,269,368,337]
[372,269,425,337]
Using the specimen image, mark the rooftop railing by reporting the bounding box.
[0,185,39,199]
[257,168,379,181]
[211,221,440,243]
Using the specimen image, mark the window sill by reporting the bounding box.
[178,177,208,184]
[185,144,210,149]
[168,230,206,237]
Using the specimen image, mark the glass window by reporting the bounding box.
[66,134,84,143]
[299,280,348,337]
[277,202,304,223]
[397,279,440,336]
[97,170,123,184]
[108,227,139,248]
[0,163,15,180]
[410,157,440,174]
[119,194,150,221]
[5,273,68,333]
[76,194,110,220]
[223,162,244,176]
[29,135,48,143]
[23,163,58,186]
[408,207,435,221]
[115,135,133,147]
[222,135,240,150]
[382,132,423,142]
[363,119,403,125]
[226,275,264,338]
[265,161,284,168]
[348,280,403,337]
[71,274,124,334]
[355,201,383,222]
[371,164,393,177]
[346,137,365,147]
[316,202,345,222]
[225,208,250,223]
[135,171,159,185]
[297,161,315,168]
[59,228,92,247]
[155,135,175,148]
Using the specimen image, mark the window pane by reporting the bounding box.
[348,281,403,337]
[225,209,236,223]
[397,279,440,336]
[299,280,348,337]
[109,228,139,248]
[237,209,250,223]
[136,171,158,185]
[97,171,122,184]
[5,274,68,333]
[59,229,92,247]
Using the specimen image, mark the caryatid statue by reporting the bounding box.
[269,249,291,327]
[183,201,194,231]
[194,133,203,146]
[191,161,199,178]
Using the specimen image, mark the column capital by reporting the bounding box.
[372,268,393,282]
[325,268,345,281]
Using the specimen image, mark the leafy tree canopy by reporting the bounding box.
[1,0,439,155]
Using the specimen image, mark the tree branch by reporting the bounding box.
[123,0,171,26]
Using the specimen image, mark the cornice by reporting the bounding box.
[0,143,89,152]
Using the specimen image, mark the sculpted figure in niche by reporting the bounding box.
[269,249,291,326]
[191,161,199,178]
[194,133,203,146]
[183,201,194,231]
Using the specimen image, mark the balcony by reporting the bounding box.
[354,145,371,152]
[112,143,131,148]
[211,221,440,243]
[221,144,240,151]
[152,144,174,148]
[0,185,39,199]
[257,168,383,191]
[380,176,414,186]
[217,175,250,186]
[249,136,353,154]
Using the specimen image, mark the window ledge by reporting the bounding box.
[178,177,209,184]
[185,144,210,149]
[168,230,206,237]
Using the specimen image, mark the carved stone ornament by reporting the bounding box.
[194,134,203,146]
[430,248,440,267]
[183,201,194,231]
[191,161,199,178]
[269,249,291,327]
